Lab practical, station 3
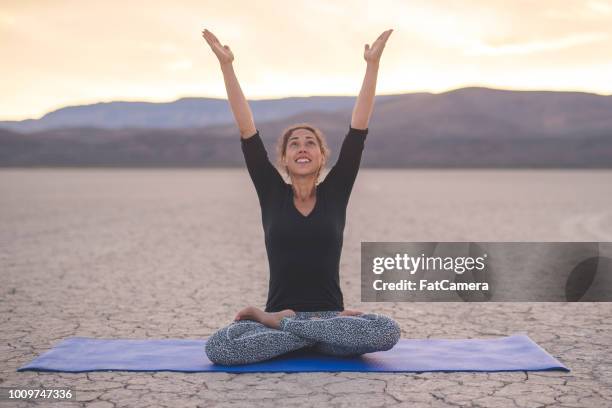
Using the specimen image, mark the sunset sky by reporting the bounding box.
[1,0,611,120]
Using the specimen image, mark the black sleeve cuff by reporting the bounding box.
[348,126,369,136]
[240,130,260,144]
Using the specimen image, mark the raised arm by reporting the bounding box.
[202,29,257,139]
[351,29,393,130]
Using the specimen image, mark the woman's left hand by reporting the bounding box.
[364,29,393,64]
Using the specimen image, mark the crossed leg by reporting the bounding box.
[204,319,316,366]
[205,309,401,365]
[280,313,401,356]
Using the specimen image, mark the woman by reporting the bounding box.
[202,28,400,366]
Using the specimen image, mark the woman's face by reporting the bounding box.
[283,129,324,178]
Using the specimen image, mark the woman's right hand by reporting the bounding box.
[202,28,234,65]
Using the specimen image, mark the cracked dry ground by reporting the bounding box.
[1,169,611,408]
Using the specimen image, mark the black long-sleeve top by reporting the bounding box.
[241,126,368,312]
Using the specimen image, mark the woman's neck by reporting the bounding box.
[290,175,317,201]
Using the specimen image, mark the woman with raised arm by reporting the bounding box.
[202,28,400,365]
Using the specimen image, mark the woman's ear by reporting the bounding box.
[281,155,289,174]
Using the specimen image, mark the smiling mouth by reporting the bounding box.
[295,158,311,163]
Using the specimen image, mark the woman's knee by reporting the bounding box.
[342,313,401,352]
[372,314,401,350]
[204,326,238,365]
[205,323,259,366]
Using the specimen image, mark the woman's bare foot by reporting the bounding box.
[234,306,296,330]
[339,309,364,316]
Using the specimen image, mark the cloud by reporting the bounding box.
[164,59,194,71]
[1,0,612,120]
[463,32,609,56]
[141,42,181,55]
[587,0,612,14]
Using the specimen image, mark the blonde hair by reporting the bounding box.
[276,123,330,183]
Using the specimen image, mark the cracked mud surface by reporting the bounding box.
[1,169,611,407]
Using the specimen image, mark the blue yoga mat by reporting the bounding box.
[17,334,568,373]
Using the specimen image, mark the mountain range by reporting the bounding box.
[1,87,611,168]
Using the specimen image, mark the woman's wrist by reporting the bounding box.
[366,60,380,69]
[220,61,234,71]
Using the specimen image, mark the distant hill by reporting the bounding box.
[0,96,399,133]
[1,87,611,168]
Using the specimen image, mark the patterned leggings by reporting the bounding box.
[205,311,401,366]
